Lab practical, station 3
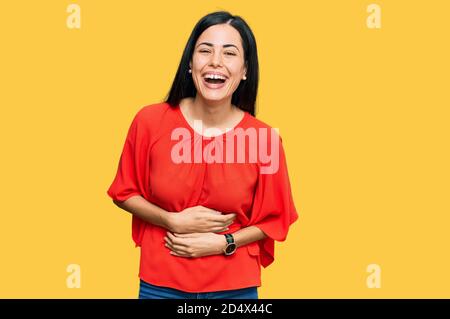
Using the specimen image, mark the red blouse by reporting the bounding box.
[107,102,299,292]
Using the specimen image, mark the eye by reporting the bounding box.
[225,52,237,56]
[199,49,210,53]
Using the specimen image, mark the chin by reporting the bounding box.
[201,93,229,102]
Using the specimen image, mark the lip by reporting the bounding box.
[202,76,228,90]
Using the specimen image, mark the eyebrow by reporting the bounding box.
[196,42,240,52]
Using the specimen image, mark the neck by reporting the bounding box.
[190,95,235,128]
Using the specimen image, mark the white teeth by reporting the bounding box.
[204,74,227,80]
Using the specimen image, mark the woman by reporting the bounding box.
[107,11,299,299]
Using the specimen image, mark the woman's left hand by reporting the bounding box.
[164,231,227,258]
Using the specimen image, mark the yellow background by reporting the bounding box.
[1,0,449,298]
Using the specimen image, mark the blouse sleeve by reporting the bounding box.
[106,107,151,247]
[248,134,299,268]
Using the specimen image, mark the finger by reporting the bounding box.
[212,229,229,233]
[165,235,188,247]
[170,244,189,253]
[212,218,236,228]
[220,213,237,222]
[225,220,234,227]
[211,226,230,233]
[166,232,179,243]
[209,214,235,223]
[165,232,174,244]
[213,220,234,230]
[169,251,191,258]
[164,236,172,246]
[165,242,186,255]
[165,241,190,254]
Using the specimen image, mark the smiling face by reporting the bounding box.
[190,23,247,103]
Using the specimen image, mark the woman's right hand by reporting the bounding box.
[167,205,236,234]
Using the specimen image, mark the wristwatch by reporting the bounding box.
[223,233,237,255]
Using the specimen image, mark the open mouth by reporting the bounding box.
[202,74,228,89]
[204,77,226,84]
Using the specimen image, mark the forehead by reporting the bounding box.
[196,24,243,50]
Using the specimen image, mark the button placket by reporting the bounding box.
[195,138,210,204]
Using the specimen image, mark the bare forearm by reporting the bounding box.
[113,195,172,230]
[232,225,268,248]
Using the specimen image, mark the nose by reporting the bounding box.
[210,50,223,67]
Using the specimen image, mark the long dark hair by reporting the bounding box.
[164,11,259,116]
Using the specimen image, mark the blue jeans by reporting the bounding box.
[139,279,258,299]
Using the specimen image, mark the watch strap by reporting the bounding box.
[224,233,234,244]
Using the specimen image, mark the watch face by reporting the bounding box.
[225,243,237,254]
